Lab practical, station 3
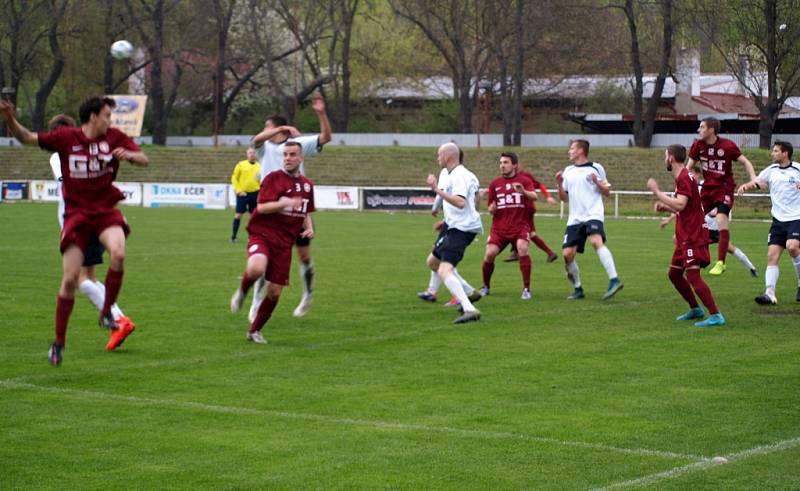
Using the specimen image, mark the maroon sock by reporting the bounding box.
[718,230,730,262]
[249,296,279,334]
[519,255,532,289]
[668,268,698,308]
[686,268,719,314]
[482,261,495,289]
[240,274,257,296]
[55,295,74,345]
[532,235,554,256]
[102,268,123,316]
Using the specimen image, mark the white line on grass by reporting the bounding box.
[1,379,701,461]
[594,435,800,490]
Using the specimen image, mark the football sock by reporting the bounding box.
[686,268,719,314]
[668,267,698,308]
[566,261,581,288]
[443,273,475,312]
[733,248,755,271]
[55,295,74,345]
[532,235,554,256]
[299,261,314,296]
[792,255,800,284]
[250,296,279,333]
[240,272,257,296]
[232,218,241,239]
[482,261,495,289]
[79,279,105,311]
[596,246,618,279]
[765,265,779,296]
[519,255,532,289]
[452,269,475,295]
[102,268,123,317]
[427,271,441,294]
[718,230,730,262]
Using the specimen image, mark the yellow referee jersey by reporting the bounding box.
[231,159,261,193]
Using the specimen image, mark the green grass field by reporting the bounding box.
[1,203,799,490]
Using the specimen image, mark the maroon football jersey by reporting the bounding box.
[247,169,315,248]
[674,167,708,247]
[38,127,139,212]
[487,173,534,236]
[688,137,742,188]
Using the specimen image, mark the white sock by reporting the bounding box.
[79,279,105,311]
[452,268,475,295]
[596,246,618,279]
[92,282,124,320]
[792,255,800,285]
[299,261,314,297]
[733,248,755,271]
[566,261,581,288]
[427,271,441,293]
[765,265,779,297]
[444,274,475,311]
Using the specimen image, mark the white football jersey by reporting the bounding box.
[758,161,800,222]
[561,162,607,225]
[50,153,65,228]
[254,134,321,182]
[443,165,483,234]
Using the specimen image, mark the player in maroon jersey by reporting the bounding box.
[649,144,725,327]
[0,97,149,365]
[229,141,315,344]
[688,117,756,276]
[481,152,538,299]
[504,166,558,263]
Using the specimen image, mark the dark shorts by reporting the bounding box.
[235,192,258,214]
[433,228,476,267]
[701,186,735,215]
[767,218,800,247]
[708,229,720,244]
[562,220,606,254]
[83,235,105,267]
[61,208,129,255]
[671,243,711,270]
[487,228,530,251]
[246,236,292,286]
[295,226,312,247]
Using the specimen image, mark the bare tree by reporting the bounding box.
[694,0,800,148]
[391,0,491,133]
[31,0,69,130]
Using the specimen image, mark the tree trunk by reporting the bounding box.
[149,1,167,145]
[32,0,67,131]
[758,100,778,149]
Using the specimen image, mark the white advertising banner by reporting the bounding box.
[228,184,236,208]
[30,180,142,206]
[143,182,228,209]
[314,185,359,210]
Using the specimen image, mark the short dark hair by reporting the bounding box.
[48,114,76,131]
[571,139,590,156]
[458,147,464,164]
[79,96,116,124]
[266,114,288,127]
[773,140,793,159]
[701,117,720,135]
[667,144,686,163]
[284,140,303,151]
[500,151,518,164]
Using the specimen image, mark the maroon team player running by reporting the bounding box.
[687,117,756,275]
[481,152,538,299]
[0,97,149,365]
[648,144,725,327]
[229,141,315,344]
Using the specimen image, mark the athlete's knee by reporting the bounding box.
[786,241,800,256]
[266,283,283,301]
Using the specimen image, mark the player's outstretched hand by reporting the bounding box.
[433,220,444,231]
[112,147,132,161]
[0,100,15,121]
[426,174,438,189]
[312,94,326,114]
[555,171,563,183]
[646,178,659,193]
[283,126,300,137]
[300,227,314,239]
[546,196,557,205]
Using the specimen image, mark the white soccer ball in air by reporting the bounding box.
[779,24,788,32]
[110,40,134,60]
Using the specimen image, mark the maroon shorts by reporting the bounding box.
[60,208,129,254]
[701,186,735,214]
[671,243,711,270]
[487,228,530,250]
[246,236,292,285]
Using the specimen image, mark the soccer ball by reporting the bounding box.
[110,40,134,60]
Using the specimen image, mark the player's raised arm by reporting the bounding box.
[252,124,299,146]
[648,177,688,212]
[312,93,332,146]
[112,147,148,167]
[0,101,38,145]
[737,177,768,195]
[555,171,568,202]
[736,154,758,182]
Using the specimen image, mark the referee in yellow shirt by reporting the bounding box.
[230,147,261,242]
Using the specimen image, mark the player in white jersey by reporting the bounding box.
[555,139,623,300]
[425,142,483,324]
[737,141,800,304]
[417,147,482,306]
[659,166,758,277]
[46,114,134,351]
[248,93,331,320]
